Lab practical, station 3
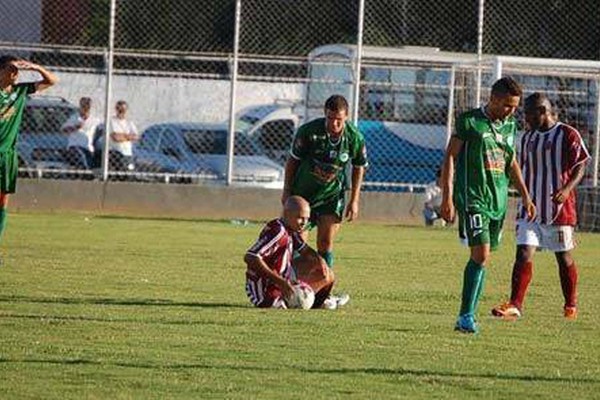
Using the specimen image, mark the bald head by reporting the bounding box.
[524,92,555,131]
[284,195,309,213]
[283,195,310,232]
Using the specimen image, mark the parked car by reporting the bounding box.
[17,95,78,177]
[234,101,303,165]
[134,122,285,188]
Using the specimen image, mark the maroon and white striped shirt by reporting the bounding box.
[517,122,590,225]
[245,218,306,288]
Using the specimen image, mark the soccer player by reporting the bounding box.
[441,77,536,334]
[244,195,335,309]
[0,55,58,260]
[281,95,367,274]
[491,93,590,321]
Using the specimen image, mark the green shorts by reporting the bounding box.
[458,211,505,251]
[306,193,345,231]
[0,150,18,194]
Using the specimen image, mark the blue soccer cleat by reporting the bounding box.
[454,313,479,334]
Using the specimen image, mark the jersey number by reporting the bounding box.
[469,214,483,229]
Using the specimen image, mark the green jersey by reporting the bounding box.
[453,108,517,219]
[0,83,35,153]
[290,118,368,206]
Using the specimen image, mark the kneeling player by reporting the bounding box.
[244,196,335,309]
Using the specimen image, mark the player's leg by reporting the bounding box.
[245,278,287,309]
[548,225,578,319]
[316,214,340,268]
[0,193,9,243]
[556,250,578,319]
[492,244,536,318]
[455,212,491,333]
[293,253,336,309]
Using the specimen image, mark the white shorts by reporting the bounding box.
[515,220,575,252]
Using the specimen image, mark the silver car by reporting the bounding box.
[134,122,284,189]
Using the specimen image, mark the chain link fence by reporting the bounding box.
[1,0,600,192]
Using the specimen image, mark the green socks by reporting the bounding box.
[319,250,334,269]
[0,207,7,242]
[459,259,486,316]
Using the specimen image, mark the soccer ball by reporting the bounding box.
[286,281,315,309]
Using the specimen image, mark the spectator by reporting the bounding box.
[61,97,101,170]
[108,100,138,172]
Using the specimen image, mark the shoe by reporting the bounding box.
[335,293,350,307]
[454,314,479,334]
[491,302,522,319]
[321,293,350,310]
[564,306,578,320]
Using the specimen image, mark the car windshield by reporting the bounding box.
[21,105,74,134]
[182,129,256,156]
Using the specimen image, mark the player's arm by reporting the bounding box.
[282,157,300,204]
[244,253,294,299]
[440,136,463,223]
[508,157,536,220]
[345,165,365,221]
[552,162,586,204]
[14,60,58,93]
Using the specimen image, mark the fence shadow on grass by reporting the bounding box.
[0,358,598,385]
[0,295,247,309]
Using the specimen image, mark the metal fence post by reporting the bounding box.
[352,0,365,125]
[592,79,600,187]
[101,0,116,182]
[226,0,242,186]
[475,0,485,107]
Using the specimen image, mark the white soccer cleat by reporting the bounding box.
[321,293,350,310]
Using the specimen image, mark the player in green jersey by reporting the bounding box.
[0,55,58,260]
[282,95,367,304]
[441,77,536,334]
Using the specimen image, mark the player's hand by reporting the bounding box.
[282,280,295,301]
[552,188,570,204]
[440,198,455,223]
[345,200,359,222]
[13,60,38,71]
[523,196,537,221]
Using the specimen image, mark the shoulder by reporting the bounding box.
[558,122,582,141]
[344,121,364,139]
[262,218,287,237]
[299,118,324,132]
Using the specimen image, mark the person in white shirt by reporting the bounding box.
[108,100,139,172]
[61,97,101,169]
[423,168,444,226]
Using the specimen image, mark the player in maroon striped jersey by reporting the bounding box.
[492,93,590,320]
[244,196,334,308]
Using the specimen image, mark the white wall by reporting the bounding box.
[43,71,304,131]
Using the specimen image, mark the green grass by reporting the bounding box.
[1,212,599,399]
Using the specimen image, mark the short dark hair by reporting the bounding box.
[0,55,19,69]
[491,76,522,98]
[324,95,349,113]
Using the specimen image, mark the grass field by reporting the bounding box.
[1,212,599,399]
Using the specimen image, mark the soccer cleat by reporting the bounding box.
[321,293,350,310]
[335,293,350,307]
[564,306,578,320]
[491,302,522,319]
[454,314,479,334]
